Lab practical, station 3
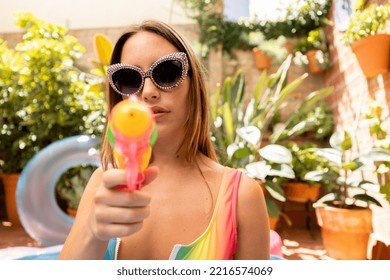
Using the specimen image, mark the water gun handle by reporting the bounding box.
[121,140,141,191]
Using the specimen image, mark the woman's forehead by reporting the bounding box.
[120,31,179,65]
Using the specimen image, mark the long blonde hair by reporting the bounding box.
[100,20,217,169]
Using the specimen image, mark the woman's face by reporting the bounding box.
[119,31,191,141]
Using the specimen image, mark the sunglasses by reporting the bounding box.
[107,52,189,96]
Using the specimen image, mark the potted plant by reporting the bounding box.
[341,4,390,78]
[0,13,105,172]
[250,32,288,70]
[304,130,389,259]
[293,28,331,74]
[270,102,335,143]
[210,55,333,228]
[55,164,98,216]
[283,142,338,203]
[0,13,105,224]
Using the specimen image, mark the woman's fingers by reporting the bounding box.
[141,166,159,186]
[94,222,144,239]
[102,168,127,189]
[95,204,150,224]
[90,165,158,240]
[95,186,151,207]
[102,166,158,189]
[91,188,151,240]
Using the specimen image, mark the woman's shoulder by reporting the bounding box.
[198,154,260,186]
[236,171,265,211]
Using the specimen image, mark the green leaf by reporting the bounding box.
[231,147,251,160]
[329,130,345,150]
[264,180,286,202]
[231,70,245,105]
[341,131,352,151]
[312,148,342,166]
[267,163,295,179]
[299,87,334,112]
[210,84,221,122]
[313,193,338,207]
[282,87,333,131]
[274,73,308,109]
[265,197,280,218]
[243,98,255,126]
[342,161,359,171]
[222,102,234,144]
[379,185,390,201]
[227,143,240,158]
[353,193,382,207]
[93,34,113,67]
[222,76,231,103]
[259,144,293,164]
[304,170,336,182]
[253,70,267,108]
[236,126,261,147]
[246,161,271,181]
[358,148,390,163]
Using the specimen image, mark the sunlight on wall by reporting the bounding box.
[224,0,296,21]
[0,0,193,33]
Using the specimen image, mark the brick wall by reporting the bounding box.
[323,0,390,240]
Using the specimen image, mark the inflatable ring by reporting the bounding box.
[16,135,101,246]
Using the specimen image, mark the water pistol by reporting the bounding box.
[107,96,157,191]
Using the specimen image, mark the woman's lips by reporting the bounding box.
[150,106,169,119]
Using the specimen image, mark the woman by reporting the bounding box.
[59,20,270,260]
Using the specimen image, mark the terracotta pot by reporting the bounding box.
[284,38,300,54]
[268,215,279,230]
[284,40,295,54]
[368,234,390,260]
[306,50,324,75]
[66,208,77,217]
[0,173,21,225]
[283,182,320,203]
[252,48,271,70]
[351,34,390,79]
[315,206,372,259]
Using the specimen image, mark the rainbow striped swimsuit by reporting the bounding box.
[169,169,241,260]
[104,169,241,260]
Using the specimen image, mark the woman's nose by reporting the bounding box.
[141,77,160,102]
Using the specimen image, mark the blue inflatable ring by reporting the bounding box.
[16,135,101,246]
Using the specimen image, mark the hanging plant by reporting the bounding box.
[341,4,390,78]
[176,0,332,57]
[293,28,332,73]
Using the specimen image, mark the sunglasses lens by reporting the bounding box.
[153,60,183,88]
[112,68,142,95]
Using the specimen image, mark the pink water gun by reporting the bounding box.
[107,96,157,191]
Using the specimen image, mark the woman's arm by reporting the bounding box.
[59,166,157,259]
[59,168,109,259]
[234,175,270,260]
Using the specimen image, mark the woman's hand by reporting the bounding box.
[89,166,159,240]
